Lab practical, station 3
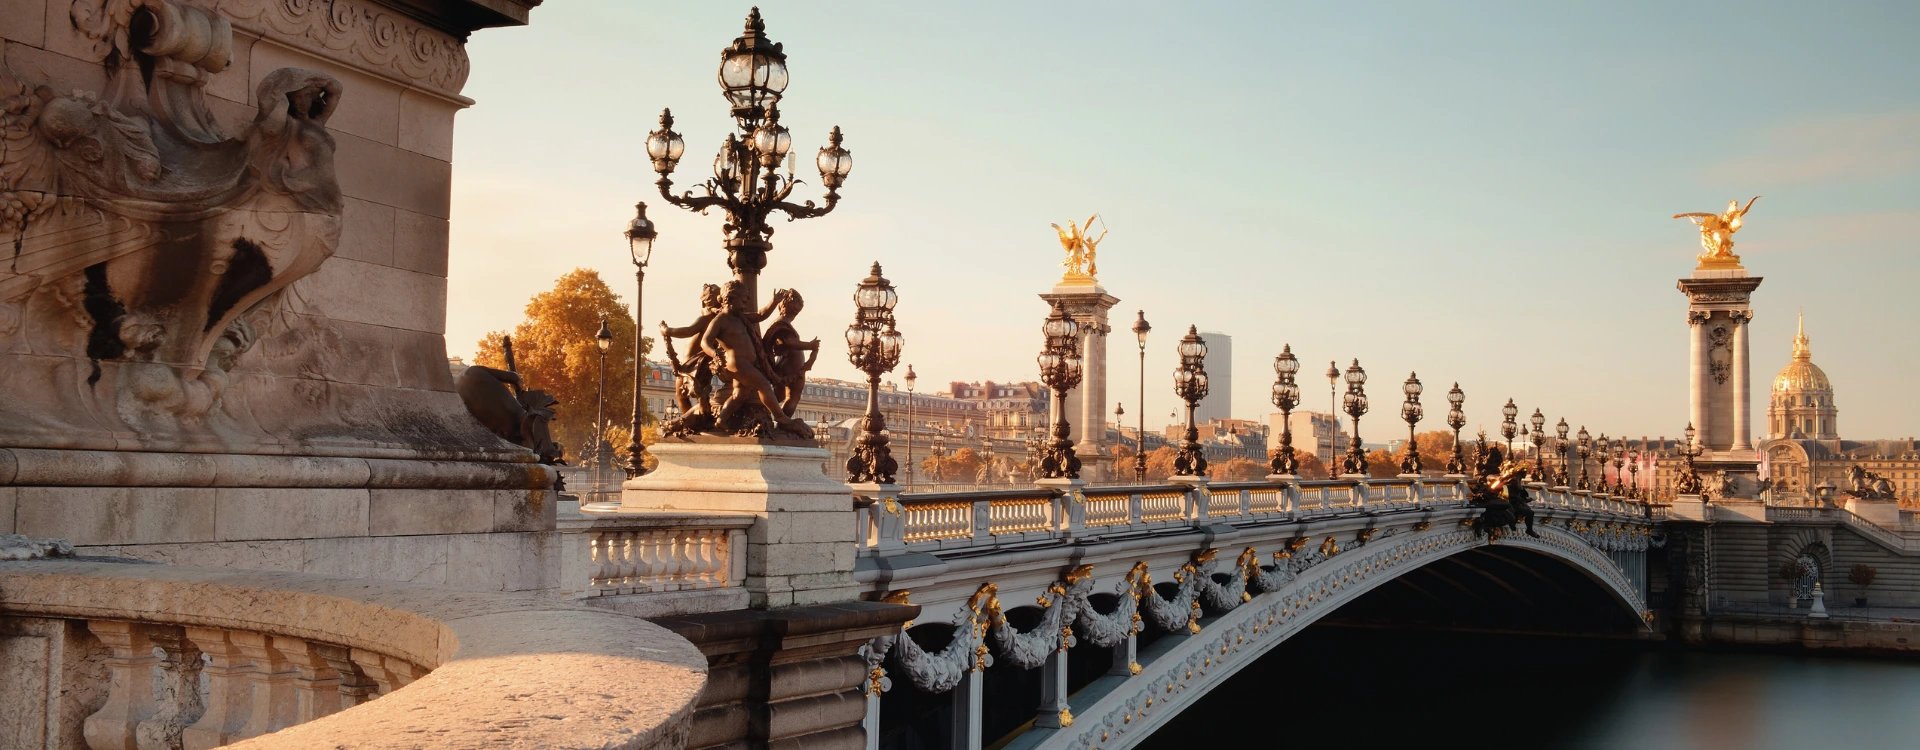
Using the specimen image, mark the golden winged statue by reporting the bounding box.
[1674,196,1759,268]
[1050,213,1107,281]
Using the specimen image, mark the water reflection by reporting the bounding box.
[1138,627,1920,750]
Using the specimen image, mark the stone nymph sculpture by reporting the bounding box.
[0,0,343,442]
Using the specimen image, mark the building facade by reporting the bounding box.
[1757,316,1920,505]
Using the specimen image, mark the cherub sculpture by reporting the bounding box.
[700,281,811,438]
[761,288,819,418]
[1674,196,1760,266]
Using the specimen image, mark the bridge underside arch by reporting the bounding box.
[1329,544,1649,633]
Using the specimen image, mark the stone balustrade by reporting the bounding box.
[556,511,756,618]
[854,476,1653,556]
[0,559,706,749]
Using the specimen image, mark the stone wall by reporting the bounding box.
[0,0,549,561]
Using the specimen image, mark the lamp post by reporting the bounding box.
[984,439,998,485]
[1596,434,1613,493]
[845,263,903,484]
[1326,361,1340,472]
[1529,408,1546,479]
[1026,427,1047,481]
[1270,345,1301,476]
[644,8,852,309]
[1611,438,1627,494]
[1172,326,1210,478]
[1445,383,1467,475]
[1555,418,1571,486]
[1341,360,1369,476]
[1576,426,1593,490]
[1399,372,1423,476]
[1500,399,1519,457]
[622,203,657,478]
[815,419,832,474]
[1037,302,1085,479]
[904,364,917,489]
[592,318,613,492]
[1678,423,1705,496]
[1628,442,1642,499]
[930,434,948,485]
[1132,311,1151,482]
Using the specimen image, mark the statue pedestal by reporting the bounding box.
[622,441,855,608]
[1845,496,1901,528]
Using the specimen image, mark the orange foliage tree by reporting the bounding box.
[475,268,652,461]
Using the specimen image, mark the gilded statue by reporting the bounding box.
[1674,196,1759,267]
[1050,213,1106,280]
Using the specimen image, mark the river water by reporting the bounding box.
[1137,627,1920,750]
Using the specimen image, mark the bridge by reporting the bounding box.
[848,475,1656,749]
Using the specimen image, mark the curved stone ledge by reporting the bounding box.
[0,447,554,489]
[0,559,705,749]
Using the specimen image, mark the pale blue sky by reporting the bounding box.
[448,1,1919,440]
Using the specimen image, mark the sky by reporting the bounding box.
[446,1,1920,441]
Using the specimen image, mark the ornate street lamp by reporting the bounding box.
[1326,361,1341,470]
[1611,438,1628,494]
[1172,326,1210,478]
[1341,360,1369,476]
[1025,426,1048,481]
[1678,423,1705,496]
[1399,372,1423,475]
[1595,434,1613,493]
[1529,408,1546,479]
[1445,383,1468,475]
[904,364,917,489]
[622,203,658,478]
[815,419,832,473]
[983,439,998,485]
[644,8,851,308]
[1270,345,1302,476]
[593,317,614,467]
[1036,302,1085,479]
[1576,426,1593,490]
[1500,399,1519,457]
[1555,418,1571,486]
[844,262,903,484]
[1132,311,1151,482]
[1627,442,1643,499]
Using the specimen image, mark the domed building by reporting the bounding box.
[1759,314,1920,505]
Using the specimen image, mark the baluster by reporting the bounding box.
[83,620,158,750]
[348,648,399,697]
[137,626,205,750]
[637,531,662,588]
[233,631,298,736]
[587,533,610,589]
[1128,491,1143,526]
[697,531,719,587]
[313,645,378,709]
[272,636,344,723]
[183,627,252,750]
[972,500,991,544]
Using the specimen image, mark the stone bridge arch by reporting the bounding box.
[1035,524,1649,750]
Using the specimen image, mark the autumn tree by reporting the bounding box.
[1143,446,1179,481]
[1213,457,1266,481]
[922,448,986,486]
[475,268,653,460]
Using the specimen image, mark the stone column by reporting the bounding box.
[1732,312,1752,450]
[1689,313,1708,442]
[1035,646,1072,729]
[950,669,984,750]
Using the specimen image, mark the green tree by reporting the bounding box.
[475,268,653,460]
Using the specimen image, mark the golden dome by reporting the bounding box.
[1773,312,1832,394]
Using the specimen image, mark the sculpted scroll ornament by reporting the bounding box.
[2,0,342,439]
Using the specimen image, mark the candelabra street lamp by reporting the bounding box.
[644,8,852,309]
[593,318,614,477]
[1677,423,1705,495]
[1172,326,1210,478]
[1611,438,1627,494]
[1399,372,1424,476]
[1445,383,1468,475]
[1132,311,1151,482]
[1270,345,1302,476]
[904,364,917,489]
[1627,442,1643,499]
[1529,408,1546,479]
[1576,426,1593,490]
[1037,302,1085,479]
[845,262,903,484]
[622,203,657,478]
[1341,360,1369,476]
[1500,398,1519,457]
[1555,418,1571,486]
[1326,361,1340,472]
[815,419,832,473]
[1595,433,1613,493]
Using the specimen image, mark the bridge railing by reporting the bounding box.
[856,475,1653,555]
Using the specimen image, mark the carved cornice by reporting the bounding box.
[217,0,473,95]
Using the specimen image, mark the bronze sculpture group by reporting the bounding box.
[1468,445,1541,540]
[659,282,819,440]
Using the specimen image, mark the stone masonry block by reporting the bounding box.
[397,88,458,161]
[368,489,494,536]
[0,487,14,534]
[765,511,856,546]
[18,487,215,546]
[392,209,450,277]
[1,0,44,46]
[214,488,370,541]
[332,131,453,218]
[301,257,448,335]
[337,196,397,266]
[491,489,555,533]
[748,542,853,578]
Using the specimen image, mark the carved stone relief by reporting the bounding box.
[3,0,342,441]
[1708,325,1731,385]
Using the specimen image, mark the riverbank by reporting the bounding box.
[1681,603,1920,655]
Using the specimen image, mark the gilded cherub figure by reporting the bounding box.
[1674,196,1760,266]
